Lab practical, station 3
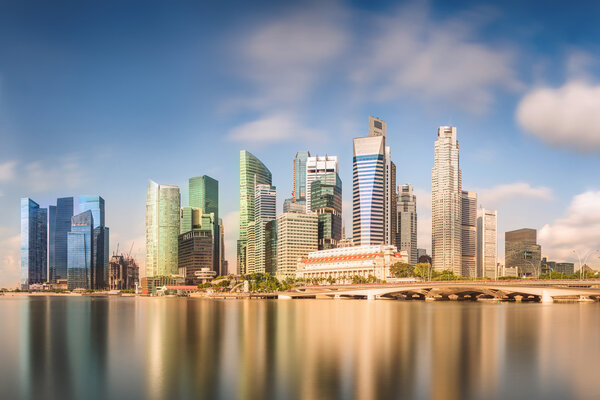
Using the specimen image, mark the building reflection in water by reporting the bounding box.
[5,297,600,400]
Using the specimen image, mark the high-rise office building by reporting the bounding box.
[305,155,338,212]
[505,228,541,277]
[178,213,214,284]
[265,220,278,275]
[78,196,109,289]
[180,206,202,234]
[397,184,417,265]
[48,197,74,282]
[238,150,272,275]
[293,151,310,202]
[353,116,395,246]
[146,180,181,277]
[248,184,276,274]
[477,209,497,279]
[461,191,477,277]
[432,126,462,275]
[189,176,220,275]
[276,212,318,280]
[67,210,93,290]
[310,172,342,250]
[20,198,48,289]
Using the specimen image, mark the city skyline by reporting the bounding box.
[3,1,600,286]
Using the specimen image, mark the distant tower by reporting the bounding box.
[67,210,94,290]
[249,184,276,273]
[293,151,310,202]
[353,116,395,246]
[20,198,48,289]
[310,172,342,249]
[48,197,74,282]
[146,180,181,277]
[477,209,497,278]
[238,150,272,275]
[461,191,477,277]
[78,196,109,289]
[189,175,220,275]
[397,184,417,265]
[432,126,462,274]
[305,154,338,212]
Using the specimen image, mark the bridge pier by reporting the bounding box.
[541,290,553,304]
[367,294,376,300]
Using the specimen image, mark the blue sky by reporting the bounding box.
[2,0,600,286]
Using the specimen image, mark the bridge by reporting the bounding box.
[278,280,600,303]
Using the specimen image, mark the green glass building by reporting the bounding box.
[146,180,181,277]
[238,150,272,275]
[310,172,343,250]
[188,175,221,274]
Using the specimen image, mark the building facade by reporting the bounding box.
[432,126,462,275]
[189,175,221,275]
[276,212,318,280]
[67,210,93,290]
[305,154,338,212]
[79,196,109,289]
[505,228,541,277]
[310,172,342,250]
[108,254,139,290]
[296,245,408,283]
[477,209,497,279]
[178,228,213,285]
[20,198,48,289]
[238,150,272,275]
[249,184,277,274]
[461,191,477,277]
[48,197,74,282]
[146,180,181,277]
[396,184,417,265]
[293,151,310,203]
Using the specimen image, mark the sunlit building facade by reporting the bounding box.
[477,209,497,278]
[305,154,338,212]
[189,175,221,274]
[396,184,417,265]
[20,198,48,289]
[276,212,318,280]
[293,151,310,202]
[432,126,462,275]
[248,184,277,274]
[505,228,541,277]
[310,172,342,250]
[146,180,181,277]
[238,150,272,275]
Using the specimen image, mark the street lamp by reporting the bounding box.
[572,249,599,281]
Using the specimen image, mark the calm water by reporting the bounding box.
[1,296,599,400]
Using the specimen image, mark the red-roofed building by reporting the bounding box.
[296,245,408,283]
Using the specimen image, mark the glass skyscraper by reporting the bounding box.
[78,196,108,288]
[238,150,272,275]
[20,198,48,289]
[311,172,342,250]
[189,175,220,275]
[293,151,310,202]
[48,197,74,282]
[67,210,93,290]
[146,180,181,277]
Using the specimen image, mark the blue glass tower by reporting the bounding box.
[78,196,108,289]
[20,198,48,289]
[67,210,93,290]
[49,197,74,282]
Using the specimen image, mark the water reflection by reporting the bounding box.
[4,298,600,400]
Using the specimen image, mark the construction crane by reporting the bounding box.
[127,242,134,259]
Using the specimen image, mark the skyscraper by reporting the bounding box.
[67,210,93,290]
[146,180,181,277]
[48,197,74,282]
[432,126,462,275]
[238,150,272,275]
[461,191,477,277]
[396,184,417,265]
[310,172,342,250]
[20,198,47,289]
[79,196,109,289]
[249,184,276,274]
[305,155,338,212]
[188,175,220,275]
[353,116,394,246]
[178,213,214,284]
[293,151,310,202]
[505,228,541,277]
[477,209,497,278]
[276,212,318,280]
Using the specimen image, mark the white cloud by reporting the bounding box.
[0,161,16,182]
[476,182,552,210]
[228,112,324,145]
[516,81,600,152]
[23,155,84,193]
[539,191,600,265]
[351,5,521,113]
[233,6,347,109]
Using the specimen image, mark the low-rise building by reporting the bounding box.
[296,245,408,283]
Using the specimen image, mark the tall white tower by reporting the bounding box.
[432,126,462,274]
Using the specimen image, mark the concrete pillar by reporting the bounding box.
[279,295,292,300]
[367,294,375,300]
[541,290,553,303]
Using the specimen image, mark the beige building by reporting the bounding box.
[461,191,477,277]
[276,212,319,280]
[477,208,498,278]
[297,245,408,283]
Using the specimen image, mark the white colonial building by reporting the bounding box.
[296,245,408,283]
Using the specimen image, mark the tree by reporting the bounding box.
[390,262,415,278]
[413,263,432,280]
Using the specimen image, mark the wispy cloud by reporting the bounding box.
[0,161,16,182]
[228,112,325,145]
[476,182,553,210]
[23,155,85,193]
